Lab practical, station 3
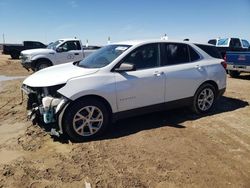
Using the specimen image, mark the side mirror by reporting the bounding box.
[56,46,63,52]
[115,63,136,72]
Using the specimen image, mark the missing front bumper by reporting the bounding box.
[26,96,69,137]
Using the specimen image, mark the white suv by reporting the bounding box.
[22,40,227,141]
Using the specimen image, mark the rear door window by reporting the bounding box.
[24,42,33,47]
[162,43,189,65]
[195,44,221,59]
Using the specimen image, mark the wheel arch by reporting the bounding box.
[59,94,113,136]
[191,80,219,114]
[198,80,219,96]
[73,95,113,114]
[32,58,53,69]
[62,94,113,124]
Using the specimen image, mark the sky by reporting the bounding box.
[0,0,250,45]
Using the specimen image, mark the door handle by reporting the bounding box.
[74,53,79,55]
[195,65,202,70]
[154,71,164,76]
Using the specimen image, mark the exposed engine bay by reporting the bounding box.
[21,84,68,136]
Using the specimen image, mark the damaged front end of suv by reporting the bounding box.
[21,83,69,136]
[20,60,101,140]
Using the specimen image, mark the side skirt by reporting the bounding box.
[112,97,193,122]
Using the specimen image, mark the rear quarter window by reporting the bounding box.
[188,46,200,61]
[195,44,222,59]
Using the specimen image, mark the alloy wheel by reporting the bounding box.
[197,88,214,111]
[73,106,104,136]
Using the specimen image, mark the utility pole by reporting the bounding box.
[86,39,89,47]
[2,33,5,44]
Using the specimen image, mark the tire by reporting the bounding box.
[35,60,51,71]
[228,70,240,78]
[10,51,19,59]
[192,83,216,114]
[63,98,110,142]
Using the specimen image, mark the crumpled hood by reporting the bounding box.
[23,62,99,87]
[21,48,55,56]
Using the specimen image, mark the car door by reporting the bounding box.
[160,43,206,102]
[55,41,83,65]
[69,40,84,61]
[114,43,166,112]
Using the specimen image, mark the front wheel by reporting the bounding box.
[63,98,110,142]
[35,61,51,71]
[192,83,216,114]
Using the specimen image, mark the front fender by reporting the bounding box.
[31,55,54,63]
[57,74,118,113]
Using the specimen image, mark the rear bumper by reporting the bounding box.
[227,64,250,72]
[218,88,226,98]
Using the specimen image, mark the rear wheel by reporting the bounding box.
[192,83,216,114]
[63,98,110,142]
[228,70,240,78]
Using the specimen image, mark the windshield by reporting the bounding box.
[217,38,229,46]
[78,44,131,68]
[47,40,63,49]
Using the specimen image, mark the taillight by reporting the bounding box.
[224,54,226,62]
[221,61,227,69]
[220,54,227,69]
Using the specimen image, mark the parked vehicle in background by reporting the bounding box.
[226,51,250,77]
[208,38,218,45]
[2,41,46,59]
[83,45,101,57]
[208,38,250,58]
[21,40,227,141]
[20,38,86,71]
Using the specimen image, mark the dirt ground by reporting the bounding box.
[0,54,249,188]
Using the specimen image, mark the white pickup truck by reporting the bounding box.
[20,38,85,71]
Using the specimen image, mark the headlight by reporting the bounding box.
[26,55,32,61]
[47,84,66,97]
[21,54,32,62]
[21,84,36,94]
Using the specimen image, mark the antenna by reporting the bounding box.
[161,33,168,40]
